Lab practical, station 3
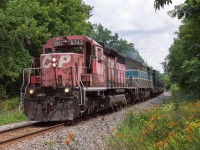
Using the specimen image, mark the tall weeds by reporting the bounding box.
[107,97,200,149]
[0,97,27,125]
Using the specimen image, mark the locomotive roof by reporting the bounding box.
[44,35,102,47]
[97,42,128,59]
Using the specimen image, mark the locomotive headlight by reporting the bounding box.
[28,89,34,95]
[52,57,57,62]
[64,87,70,93]
[52,62,57,68]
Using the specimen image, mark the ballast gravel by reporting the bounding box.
[0,92,171,150]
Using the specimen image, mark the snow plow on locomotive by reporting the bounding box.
[21,35,164,122]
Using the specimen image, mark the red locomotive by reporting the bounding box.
[21,35,164,121]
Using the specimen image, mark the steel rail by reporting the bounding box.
[0,123,65,147]
[0,122,36,134]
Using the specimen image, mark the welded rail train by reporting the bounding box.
[21,35,164,122]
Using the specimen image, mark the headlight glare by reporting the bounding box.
[28,89,34,95]
[52,57,57,62]
[52,62,57,67]
[64,87,70,93]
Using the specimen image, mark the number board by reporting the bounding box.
[53,40,65,47]
[70,40,84,45]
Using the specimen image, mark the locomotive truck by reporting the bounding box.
[21,35,164,122]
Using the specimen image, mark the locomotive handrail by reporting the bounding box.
[106,66,126,89]
[20,67,42,109]
[20,68,27,109]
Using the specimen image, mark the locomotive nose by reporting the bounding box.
[42,98,54,111]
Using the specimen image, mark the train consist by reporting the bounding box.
[21,35,164,122]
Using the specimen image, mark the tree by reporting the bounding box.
[91,23,113,44]
[154,0,200,19]
[154,0,172,10]
[86,23,144,62]
[0,0,92,99]
[162,0,200,95]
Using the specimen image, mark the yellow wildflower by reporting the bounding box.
[168,132,175,137]
[156,106,160,110]
[68,133,74,141]
[185,125,193,132]
[150,115,156,121]
[168,122,174,127]
[196,101,200,107]
[65,139,71,145]
[111,128,115,133]
[156,141,163,149]
[157,115,161,120]
[137,137,142,142]
[149,125,155,130]
[147,121,152,125]
[185,136,192,141]
[117,134,123,139]
[189,115,194,120]
[142,129,148,135]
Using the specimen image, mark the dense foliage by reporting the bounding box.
[155,0,200,97]
[0,97,27,125]
[154,0,172,10]
[0,1,146,100]
[0,0,92,99]
[86,23,145,63]
[108,97,200,149]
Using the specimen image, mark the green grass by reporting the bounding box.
[0,97,27,125]
[107,97,200,150]
[0,109,27,125]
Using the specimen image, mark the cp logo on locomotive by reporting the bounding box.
[42,55,71,69]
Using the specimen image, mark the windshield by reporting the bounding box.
[55,46,83,54]
[44,46,83,54]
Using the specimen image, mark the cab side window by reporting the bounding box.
[98,48,102,62]
[45,48,52,54]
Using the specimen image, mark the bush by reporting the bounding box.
[2,97,20,111]
[163,75,171,90]
[170,83,180,95]
[107,98,200,149]
[0,97,26,125]
[0,110,27,125]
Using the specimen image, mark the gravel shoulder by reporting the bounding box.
[0,91,171,150]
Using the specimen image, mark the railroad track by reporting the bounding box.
[0,98,154,149]
[0,107,120,149]
[0,122,65,148]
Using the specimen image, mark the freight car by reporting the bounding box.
[21,35,164,122]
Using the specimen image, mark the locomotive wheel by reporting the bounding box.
[65,120,75,126]
[139,91,145,102]
[125,92,131,104]
[150,90,154,98]
[131,93,137,104]
[82,110,89,121]
[125,92,136,104]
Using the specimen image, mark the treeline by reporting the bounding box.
[0,0,144,99]
[156,0,200,97]
[85,23,144,63]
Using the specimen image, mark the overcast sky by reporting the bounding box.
[83,0,185,73]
